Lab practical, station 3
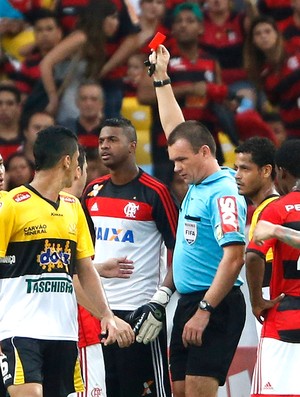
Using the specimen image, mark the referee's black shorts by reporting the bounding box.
[170,287,246,386]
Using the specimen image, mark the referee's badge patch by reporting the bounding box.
[216,224,223,241]
[184,221,197,245]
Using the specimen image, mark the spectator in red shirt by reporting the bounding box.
[278,0,300,54]
[257,0,292,22]
[13,8,63,99]
[244,15,300,139]
[0,84,22,161]
[137,0,169,54]
[199,0,257,88]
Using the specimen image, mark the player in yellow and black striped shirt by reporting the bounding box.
[0,127,121,397]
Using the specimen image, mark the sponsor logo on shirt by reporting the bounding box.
[61,195,76,203]
[25,276,73,294]
[90,202,99,211]
[68,223,77,235]
[0,255,16,265]
[263,381,273,390]
[95,227,134,243]
[218,196,239,233]
[24,224,47,236]
[37,240,71,272]
[285,204,300,212]
[13,192,31,202]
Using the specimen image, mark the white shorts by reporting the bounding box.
[68,344,106,397]
[251,337,300,396]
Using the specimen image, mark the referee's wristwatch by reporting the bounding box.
[198,300,214,313]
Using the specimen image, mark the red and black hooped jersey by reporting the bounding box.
[247,191,300,341]
[257,0,293,22]
[167,46,227,129]
[0,137,22,162]
[261,51,300,138]
[278,17,300,55]
[14,51,43,95]
[199,11,247,85]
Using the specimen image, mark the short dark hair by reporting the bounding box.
[85,147,99,161]
[34,126,78,170]
[27,7,61,27]
[77,79,104,101]
[100,117,137,142]
[22,110,54,131]
[5,152,34,171]
[0,84,21,104]
[261,111,282,124]
[235,137,276,180]
[167,120,216,156]
[275,139,300,178]
[78,144,86,172]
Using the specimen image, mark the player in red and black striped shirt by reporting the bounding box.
[247,139,300,396]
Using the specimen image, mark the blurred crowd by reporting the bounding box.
[0,0,299,201]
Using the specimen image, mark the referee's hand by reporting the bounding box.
[182,309,210,348]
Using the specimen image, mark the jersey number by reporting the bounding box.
[0,354,8,377]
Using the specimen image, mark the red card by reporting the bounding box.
[148,32,166,51]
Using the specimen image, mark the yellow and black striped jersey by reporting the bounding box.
[0,185,94,341]
[248,195,279,263]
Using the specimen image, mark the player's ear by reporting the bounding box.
[74,166,81,180]
[279,167,287,179]
[129,141,137,153]
[62,155,71,169]
[263,164,273,178]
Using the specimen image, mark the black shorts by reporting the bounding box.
[0,337,83,397]
[170,287,246,386]
[0,375,7,397]
[102,309,172,397]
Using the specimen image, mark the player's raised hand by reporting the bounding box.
[150,45,170,79]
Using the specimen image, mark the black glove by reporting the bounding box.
[126,287,172,344]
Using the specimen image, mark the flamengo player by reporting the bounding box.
[82,117,178,397]
[246,139,300,397]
